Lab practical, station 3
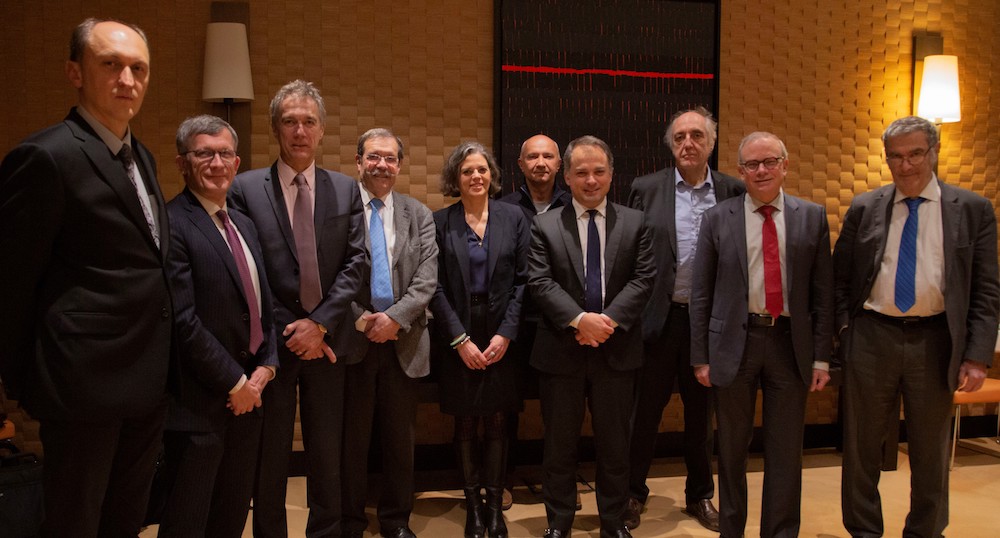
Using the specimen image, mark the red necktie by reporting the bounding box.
[757,205,783,318]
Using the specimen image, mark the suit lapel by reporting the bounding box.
[559,204,586,290]
[727,195,749,288]
[939,180,961,283]
[182,190,246,302]
[486,200,504,281]
[391,192,410,269]
[663,168,679,262]
[604,203,622,287]
[265,163,298,262]
[782,194,799,287]
[448,202,472,295]
[313,168,331,247]
[872,186,894,273]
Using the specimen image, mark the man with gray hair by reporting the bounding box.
[835,115,999,537]
[341,128,438,538]
[624,107,743,531]
[230,80,366,538]
[159,115,278,537]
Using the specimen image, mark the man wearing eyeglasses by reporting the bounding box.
[341,129,438,538]
[624,107,744,531]
[158,115,278,536]
[689,131,833,538]
[835,116,999,538]
[229,80,366,538]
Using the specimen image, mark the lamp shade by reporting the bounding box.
[916,55,960,123]
[202,22,254,102]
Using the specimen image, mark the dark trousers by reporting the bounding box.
[38,403,166,538]
[342,342,420,534]
[841,312,952,538]
[628,305,714,504]
[159,411,263,538]
[715,322,806,538]
[254,357,345,538]
[539,352,635,533]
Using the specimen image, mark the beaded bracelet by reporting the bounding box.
[450,333,468,348]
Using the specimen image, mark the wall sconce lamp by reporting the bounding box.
[202,22,254,122]
[913,34,960,125]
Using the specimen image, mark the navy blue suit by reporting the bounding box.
[158,188,279,537]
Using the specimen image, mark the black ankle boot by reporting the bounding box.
[485,486,509,538]
[463,487,487,538]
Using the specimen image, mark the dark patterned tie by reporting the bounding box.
[217,210,264,353]
[895,197,925,312]
[757,205,783,318]
[117,144,159,248]
[585,209,603,312]
[292,174,323,312]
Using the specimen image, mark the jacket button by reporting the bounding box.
[242,313,250,321]
[161,308,169,319]
[239,351,248,359]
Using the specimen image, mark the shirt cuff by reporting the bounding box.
[229,374,248,394]
[812,361,829,372]
[356,310,372,332]
[568,312,585,329]
[264,365,277,381]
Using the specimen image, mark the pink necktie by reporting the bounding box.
[217,210,263,354]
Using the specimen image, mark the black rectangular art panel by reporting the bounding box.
[497,0,720,203]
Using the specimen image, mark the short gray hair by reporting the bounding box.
[737,131,788,163]
[357,128,404,160]
[440,141,501,197]
[269,80,326,131]
[882,115,939,148]
[664,106,718,151]
[563,135,614,171]
[70,18,148,62]
[175,115,238,154]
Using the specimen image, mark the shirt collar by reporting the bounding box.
[673,167,713,190]
[277,158,316,189]
[893,174,941,204]
[77,105,132,154]
[745,189,785,214]
[359,183,393,210]
[572,197,608,219]
[190,188,226,217]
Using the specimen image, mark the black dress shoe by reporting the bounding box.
[542,529,570,538]
[622,496,642,529]
[599,527,632,538]
[382,527,417,538]
[684,498,721,532]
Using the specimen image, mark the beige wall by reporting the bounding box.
[2,1,998,447]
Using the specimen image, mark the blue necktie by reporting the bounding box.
[585,209,603,312]
[369,198,394,312]
[894,197,925,313]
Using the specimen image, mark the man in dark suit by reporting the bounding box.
[625,107,744,531]
[528,136,655,538]
[342,129,438,538]
[157,115,279,537]
[835,116,999,538]
[690,132,833,538]
[229,80,367,538]
[500,134,572,219]
[498,133,573,511]
[0,18,171,538]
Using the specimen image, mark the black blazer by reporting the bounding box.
[527,202,656,375]
[628,167,745,344]
[833,181,1000,389]
[229,163,367,362]
[165,188,279,431]
[0,108,172,418]
[429,200,528,344]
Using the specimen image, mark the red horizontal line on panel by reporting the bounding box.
[502,64,714,80]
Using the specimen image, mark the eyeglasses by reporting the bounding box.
[184,148,237,163]
[739,156,784,171]
[886,147,932,167]
[363,153,399,166]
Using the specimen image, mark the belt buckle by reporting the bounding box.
[761,314,776,327]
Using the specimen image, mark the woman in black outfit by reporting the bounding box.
[430,141,529,538]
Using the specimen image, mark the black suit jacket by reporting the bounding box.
[689,193,834,387]
[0,108,172,418]
[833,181,1000,389]
[229,163,367,362]
[527,202,656,375]
[628,167,745,344]
[429,200,528,343]
[165,188,279,432]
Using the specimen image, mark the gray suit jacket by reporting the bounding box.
[628,167,745,344]
[689,193,834,387]
[349,190,438,378]
[528,202,656,375]
[832,180,1000,389]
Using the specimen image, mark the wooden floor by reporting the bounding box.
[141,443,1000,537]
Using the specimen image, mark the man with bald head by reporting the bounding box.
[0,18,171,537]
[501,134,572,219]
[624,107,743,530]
